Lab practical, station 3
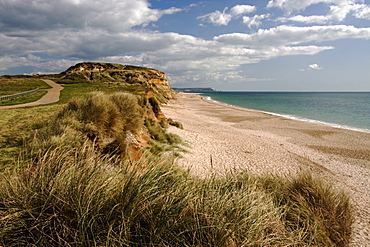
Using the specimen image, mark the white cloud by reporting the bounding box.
[353,4,370,19]
[214,25,370,47]
[243,14,270,28]
[230,5,257,16]
[0,0,181,32]
[279,3,364,23]
[2,23,369,82]
[197,5,256,26]
[308,63,322,70]
[197,8,232,26]
[269,0,370,24]
[0,55,79,74]
[267,0,350,13]
[279,15,331,24]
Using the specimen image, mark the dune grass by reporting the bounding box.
[27,92,183,160]
[0,143,352,246]
[0,89,353,246]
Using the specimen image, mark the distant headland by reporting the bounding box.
[172,87,218,93]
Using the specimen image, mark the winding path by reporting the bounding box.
[0,79,64,109]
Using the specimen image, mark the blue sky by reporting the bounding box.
[1,0,370,91]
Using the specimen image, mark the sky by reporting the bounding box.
[1,0,370,91]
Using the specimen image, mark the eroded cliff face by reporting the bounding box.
[62,62,174,101]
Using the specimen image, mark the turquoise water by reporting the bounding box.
[202,92,370,132]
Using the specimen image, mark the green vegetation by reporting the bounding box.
[0,105,61,169]
[59,64,154,85]
[168,118,184,129]
[0,64,353,246]
[0,77,51,96]
[57,82,146,104]
[145,118,186,157]
[0,90,47,106]
[0,77,51,106]
[29,92,147,157]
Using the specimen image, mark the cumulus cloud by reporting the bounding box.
[269,0,370,24]
[0,0,181,32]
[243,14,270,28]
[2,22,369,81]
[267,0,349,13]
[300,63,323,71]
[308,63,322,70]
[197,5,256,26]
[0,54,79,74]
[353,4,370,19]
[214,25,370,47]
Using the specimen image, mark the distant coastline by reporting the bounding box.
[173,87,218,93]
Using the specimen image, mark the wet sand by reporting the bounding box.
[162,93,370,246]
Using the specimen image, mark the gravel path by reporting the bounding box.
[0,79,63,109]
[162,93,370,247]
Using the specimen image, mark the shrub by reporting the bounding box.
[63,92,143,135]
[30,92,145,157]
[168,118,183,129]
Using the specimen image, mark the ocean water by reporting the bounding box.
[202,92,370,133]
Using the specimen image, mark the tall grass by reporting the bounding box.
[0,144,353,246]
[258,172,353,246]
[29,92,147,157]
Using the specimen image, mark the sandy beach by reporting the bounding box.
[162,93,370,247]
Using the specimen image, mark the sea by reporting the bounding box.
[201,92,370,133]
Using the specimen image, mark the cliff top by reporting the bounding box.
[59,62,174,102]
[62,62,165,76]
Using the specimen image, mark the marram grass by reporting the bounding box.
[0,144,353,246]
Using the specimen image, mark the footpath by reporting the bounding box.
[0,80,64,109]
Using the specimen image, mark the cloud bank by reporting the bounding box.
[1,0,369,87]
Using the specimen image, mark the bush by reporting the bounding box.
[168,118,183,129]
[63,92,144,135]
[30,92,145,156]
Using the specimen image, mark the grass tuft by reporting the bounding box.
[257,172,353,247]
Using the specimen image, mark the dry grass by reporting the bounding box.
[0,143,353,246]
[29,92,146,157]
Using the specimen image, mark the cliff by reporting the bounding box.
[61,62,174,102]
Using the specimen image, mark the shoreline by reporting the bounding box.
[202,95,370,134]
[162,92,370,246]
